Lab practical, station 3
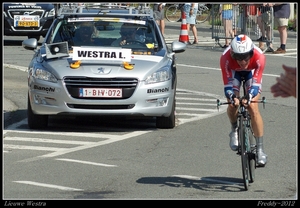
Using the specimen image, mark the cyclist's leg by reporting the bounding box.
[247,94,267,166]
[227,71,241,125]
[245,76,267,166]
[227,72,241,151]
[247,94,263,137]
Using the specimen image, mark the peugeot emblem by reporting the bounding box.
[97,67,104,73]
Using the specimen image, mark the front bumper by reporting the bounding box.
[28,78,175,117]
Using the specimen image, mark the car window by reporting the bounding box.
[51,17,160,51]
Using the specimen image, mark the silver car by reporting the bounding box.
[22,4,186,129]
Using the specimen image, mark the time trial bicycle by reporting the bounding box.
[216,79,266,190]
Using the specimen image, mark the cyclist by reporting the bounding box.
[220,34,267,167]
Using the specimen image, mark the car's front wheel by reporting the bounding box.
[156,98,176,129]
[27,94,48,129]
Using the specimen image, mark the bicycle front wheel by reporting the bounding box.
[165,5,182,22]
[248,127,256,183]
[240,123,250,190]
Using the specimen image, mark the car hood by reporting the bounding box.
[41,49,169,80]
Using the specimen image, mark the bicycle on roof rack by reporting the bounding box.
[165,3,213,24]
[216,79,266,190]
[55,3,153,17]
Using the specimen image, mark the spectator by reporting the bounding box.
[219,4,234,48]
[247,4,260,37]
[271,3,290,54]
[256,4,274,52]
[270,65,296,98]
[153,3,166,36]
[183,3,199,44]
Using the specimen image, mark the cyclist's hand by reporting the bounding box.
[229,95,239,107]
[243,93,253,107]
[232,97,240,107]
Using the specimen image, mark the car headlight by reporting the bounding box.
[145,67,170,84]
[46,8,55,17]
[33,68,57,83]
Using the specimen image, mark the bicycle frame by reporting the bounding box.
[237,92,253,190]
[216,80,266,190]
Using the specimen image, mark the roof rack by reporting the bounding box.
[56,3,153,17]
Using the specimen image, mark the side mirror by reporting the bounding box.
[22,38,38,50]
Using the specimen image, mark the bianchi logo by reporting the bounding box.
[147,87,169,93]
[34,85,55,92]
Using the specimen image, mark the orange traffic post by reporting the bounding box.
[179,10,189,44]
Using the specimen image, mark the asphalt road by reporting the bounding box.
[3,19,297,202]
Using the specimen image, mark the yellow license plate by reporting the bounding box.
[17,21,39,27]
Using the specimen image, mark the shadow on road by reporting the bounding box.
[136,175,247,193]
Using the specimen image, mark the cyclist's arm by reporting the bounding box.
[220,52,235,100]
[249,48,266,98]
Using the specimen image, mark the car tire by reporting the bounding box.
[156,98,176,129]
[28,35,40,41]
[27,94,48,129]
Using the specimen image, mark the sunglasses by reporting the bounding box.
[231,51,253,61]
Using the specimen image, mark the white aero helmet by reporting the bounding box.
[230,34,254,61]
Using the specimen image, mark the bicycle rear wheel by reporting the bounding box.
[165,5,182,22]
[240,124,250,190]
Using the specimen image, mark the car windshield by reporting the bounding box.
[50,17,160,51]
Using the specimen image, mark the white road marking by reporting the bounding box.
[13,181,83,191]
[177,102,219,106]
[15,130,152,163]
[3,64,28,72]
[4,119,151,138]
[177,107,216,112]
[4,137,96,145]
[4,145,68,152]
[56,158,117,167]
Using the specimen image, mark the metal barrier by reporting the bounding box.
[211,4,274,52]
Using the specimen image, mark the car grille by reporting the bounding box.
[8,9,45,19]
[64,76,139,99]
